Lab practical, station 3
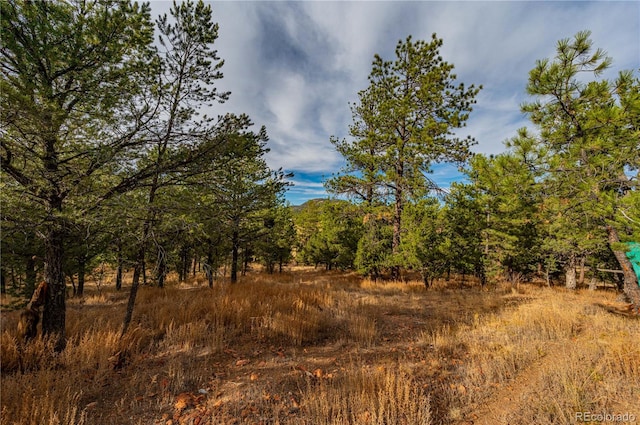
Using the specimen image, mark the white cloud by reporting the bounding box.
[149,1,640,203]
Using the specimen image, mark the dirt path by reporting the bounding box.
[470,341,564,425]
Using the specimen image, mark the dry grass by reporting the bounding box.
[421,288,640,424]
[303,363,431,425]
[1,268,638,424]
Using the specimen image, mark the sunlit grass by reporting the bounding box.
[1,269,637,424]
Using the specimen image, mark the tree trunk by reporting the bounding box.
[185,250,191,280]
[121,247,144,336]
[578,256,585,286]
[607,226,640,313]
[69,274,76,296]
[10,265,17,292]
[545,263,551,287]
[242,246,250,276]
[565,255,577,290]
[231,230,239,283]
[421,271,430,289]
[122,208,153,334]
[25,255,37,297]
[206,240,215,288]
[156,247,166,288]
[179,245,189,282]
[391,188,403,281]
[142,259,147,285]
[42,226,67,352]
[115,244,123,291]
[77,257,86,297]
[0,268,5,294]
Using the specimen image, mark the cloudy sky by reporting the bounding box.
[153,1,639,205]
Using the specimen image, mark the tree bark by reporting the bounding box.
[156,247,166,288]
[122,251,143,336]
[122,210,153,334]
[578,256,585,286]
[206,240,215,288]
[607,226,640,313]
[42,226,67,352]
[231,230,239,283]
[77,257,86,297]
[115,244,123,291]
[242,246,250,276]
[0,268,5,294]
[565,255,577,290]
[178,245,188,282]
[25,255,37,297]
[391,185,403,281]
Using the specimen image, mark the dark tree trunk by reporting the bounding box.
[391,153,405,281]
[42,226,66,352]
[421,271,430,289]
[115,244,123,291]
[607,226,640,313]
[10,266,17,291]
[69,273,76,295]
[122,250,143,336]
[156,247,166,288]
[123,203,153,334]
[476,263,486,286]
[206,240,215,288]
[25,255,37,297]
[142,258,147,285]
[242,246,250,276]
[231,230,239,283]
[0,268,5,294]
[184,249,190,281]
[391,191,402,281]
[178,245,189,282]
[77,257,86,297]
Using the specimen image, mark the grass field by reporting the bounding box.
[1,267,638,424]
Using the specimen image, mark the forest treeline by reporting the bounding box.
[1,1,639,349]
[297,31,639,310]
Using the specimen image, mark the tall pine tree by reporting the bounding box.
[327,34,481,278]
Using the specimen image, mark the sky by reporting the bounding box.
[152,1,640,205]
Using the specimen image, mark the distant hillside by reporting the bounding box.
[289,198,331,213]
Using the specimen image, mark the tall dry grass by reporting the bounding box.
[303,363,431,425]
[421,289,640,423]
[1,269,638,424]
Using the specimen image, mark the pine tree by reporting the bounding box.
[1,0,156,350]
[522,31,640,308]
[327,34,481,279]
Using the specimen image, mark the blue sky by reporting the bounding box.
[153,1,639,205]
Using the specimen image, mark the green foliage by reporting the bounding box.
[400,199,450,287]
[464,134,546,281]
[443,183,487,282]
[354,208,393,278]
[255,203,296,274]
[295,200,364,270]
